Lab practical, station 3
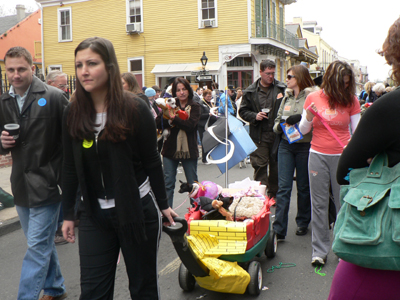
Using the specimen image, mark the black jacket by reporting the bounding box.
[62,95,169,221]
[239,78,286,144]
[156,98,201,159]
[0,76,68,207]
[198,99,217,129]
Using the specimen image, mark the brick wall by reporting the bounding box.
[0,154,12,168]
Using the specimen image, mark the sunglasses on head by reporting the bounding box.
[287,75,295,80]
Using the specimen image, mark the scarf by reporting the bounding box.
[173,105,191,159]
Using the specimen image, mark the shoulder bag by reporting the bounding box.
[332,152,400,270]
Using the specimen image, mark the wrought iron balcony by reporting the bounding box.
[251,20,298,49]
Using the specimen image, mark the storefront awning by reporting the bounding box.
[151,62,221,75]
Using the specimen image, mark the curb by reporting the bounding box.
[0,216,21,237]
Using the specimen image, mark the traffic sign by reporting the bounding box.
[196,75,213,82]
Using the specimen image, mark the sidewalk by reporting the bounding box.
[0,166,20,237]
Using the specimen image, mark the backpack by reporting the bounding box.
[359,90,368,101]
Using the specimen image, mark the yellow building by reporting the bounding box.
[290,17,338,76]
[285,22,318,76]
[36,0,298,90]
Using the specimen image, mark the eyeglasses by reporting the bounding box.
[58,84,68,88]
[264,72,275,77]
[287,75,296,80]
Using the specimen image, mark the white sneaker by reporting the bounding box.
[311,256,326,266]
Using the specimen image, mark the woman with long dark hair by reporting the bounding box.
[273,65,318,240]
[299,60,361,266]
[156,78,201,207]
[61,37,177,299]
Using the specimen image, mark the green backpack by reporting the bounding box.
[332,152,400,270]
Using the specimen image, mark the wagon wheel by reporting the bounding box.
[178,262,196,291]
[247,261,262,295]
[265,228,277,258]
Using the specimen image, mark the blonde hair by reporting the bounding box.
[364,81,375,94]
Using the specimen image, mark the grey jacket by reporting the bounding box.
[273,86,320,143]
[0,76,68,207]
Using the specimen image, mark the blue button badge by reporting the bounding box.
[38,98,47,106]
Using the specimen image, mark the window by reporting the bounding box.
[202,0,215,19]
[128,0,141,23]
[198,0,217,28]
[34,41,41,59]
[227,57,252,67]
[128,57,144,87]
[48,65,62,72]
[58,7,72,42]
[227,71,253,89]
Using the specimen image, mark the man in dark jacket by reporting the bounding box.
[239,59,286,198]
[0,47,68,300]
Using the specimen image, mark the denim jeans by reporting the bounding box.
[163,157,198,208]
[16,202,66,300]
[273,139,311,236]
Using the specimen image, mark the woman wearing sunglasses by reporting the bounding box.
[273,65,318,241]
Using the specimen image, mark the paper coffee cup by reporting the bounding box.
[4,123,20,140]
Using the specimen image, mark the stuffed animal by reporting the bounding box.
[199,196,233,212]
[212,200,233,221]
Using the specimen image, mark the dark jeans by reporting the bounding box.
[250,140,278,197]
[273,139,311,236]
[78,192,161,300]
[163,157,198,208]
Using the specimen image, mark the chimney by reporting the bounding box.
[16,5,26,22]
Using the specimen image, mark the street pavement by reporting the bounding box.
[0,162,339,299]
[0,166,19,237]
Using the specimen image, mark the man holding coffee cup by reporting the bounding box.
[0,47,68,300]
[239,59,286,199]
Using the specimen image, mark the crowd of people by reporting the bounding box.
[2,15,400,300]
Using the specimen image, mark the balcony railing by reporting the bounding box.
[251,20,298,49]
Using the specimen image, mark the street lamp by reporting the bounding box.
[200,52,208,71]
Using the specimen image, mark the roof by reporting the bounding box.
[0,12,32,35]
[285,24,300,37]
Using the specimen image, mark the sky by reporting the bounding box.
[2,0,398,82]
[285,0,398,82]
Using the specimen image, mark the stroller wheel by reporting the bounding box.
[178,262,196,291]
[265,228,277,258]
[247,261,262,295]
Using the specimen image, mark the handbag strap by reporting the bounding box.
[367,152,388,178]
[306,104,345,148]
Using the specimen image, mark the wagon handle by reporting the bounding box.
[162,217,188,237]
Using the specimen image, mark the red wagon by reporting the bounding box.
[163,197,277,295]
